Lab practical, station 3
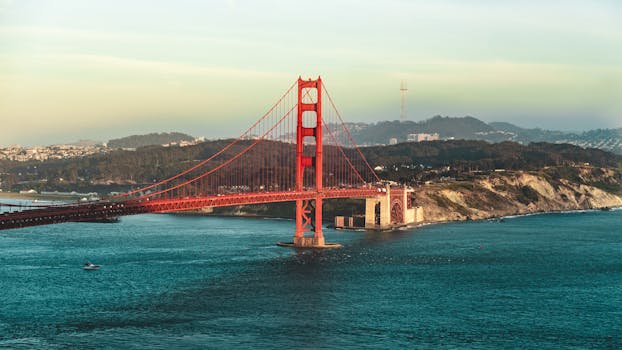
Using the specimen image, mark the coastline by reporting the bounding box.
[2,191,619,233]
[413,205,622,229]
[169,169,622,229]
[176,202,622,232]
[3,166,621,231]
[0,192,81,202]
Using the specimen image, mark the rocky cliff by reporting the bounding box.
[417,166,622,223]
[178,166,622,225]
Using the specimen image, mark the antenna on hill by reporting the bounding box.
[400,80,408,121]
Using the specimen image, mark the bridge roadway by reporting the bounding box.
[0,188,384,231]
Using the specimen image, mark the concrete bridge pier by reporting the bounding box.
[365,185,424,230]
[365,188,391,229]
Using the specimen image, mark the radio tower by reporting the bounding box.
[400,80,408,121]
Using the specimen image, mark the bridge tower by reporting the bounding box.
[291,76,334,248]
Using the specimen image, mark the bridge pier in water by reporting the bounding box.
[278,76,340,248]
[365,188,391,229]
[362,185,425,230]
[293,198,326,247]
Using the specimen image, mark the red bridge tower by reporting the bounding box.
[290,77,337,248]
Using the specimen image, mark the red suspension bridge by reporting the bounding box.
[0,77,392,247]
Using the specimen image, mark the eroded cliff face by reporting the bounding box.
[181,166,622,225]
[416,167,622,223]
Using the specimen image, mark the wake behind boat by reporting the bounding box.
[83,261,100,270]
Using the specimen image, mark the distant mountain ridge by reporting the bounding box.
[344,116,622,154]
[67,139,103,147]
[107,132,195,149]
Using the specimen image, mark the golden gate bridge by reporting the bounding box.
[0,77,414,248]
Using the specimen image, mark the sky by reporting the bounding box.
[1,0,621,146]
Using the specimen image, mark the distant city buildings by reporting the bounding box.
[407,133,439,142]
[162,136,206,147]
[0,145,107,162]
[0,136,208,162]
[386,133,440,145]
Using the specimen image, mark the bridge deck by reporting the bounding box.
[0,188,383,231]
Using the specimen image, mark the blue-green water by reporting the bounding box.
[1,208,621,349]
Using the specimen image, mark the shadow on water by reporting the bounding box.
[57,248,357,348]
[357,229,415,246]
[56,224,490,338]
[331,227,417,249]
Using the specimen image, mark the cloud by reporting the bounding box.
[0,25,275,50]
[12,52,289,79]
[0,0,13,12]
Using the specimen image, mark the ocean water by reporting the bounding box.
[0,208,621,349]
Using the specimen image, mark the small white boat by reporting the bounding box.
[83,261,100,270]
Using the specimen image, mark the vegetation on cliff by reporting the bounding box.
[416,167,622,223]
[180,166,622,224]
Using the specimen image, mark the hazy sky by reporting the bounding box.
[1,0,621,146]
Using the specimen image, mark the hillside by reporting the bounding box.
[344,116,495,145]
[343,116,622,154]
[67,139,103,147]
[486,122,571,143]
[3,137,622,228]
[362,140,621,171]
[179,167,622,224]
[1,139,621,194]
[107,132,195,149]
[416,168,622,223]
